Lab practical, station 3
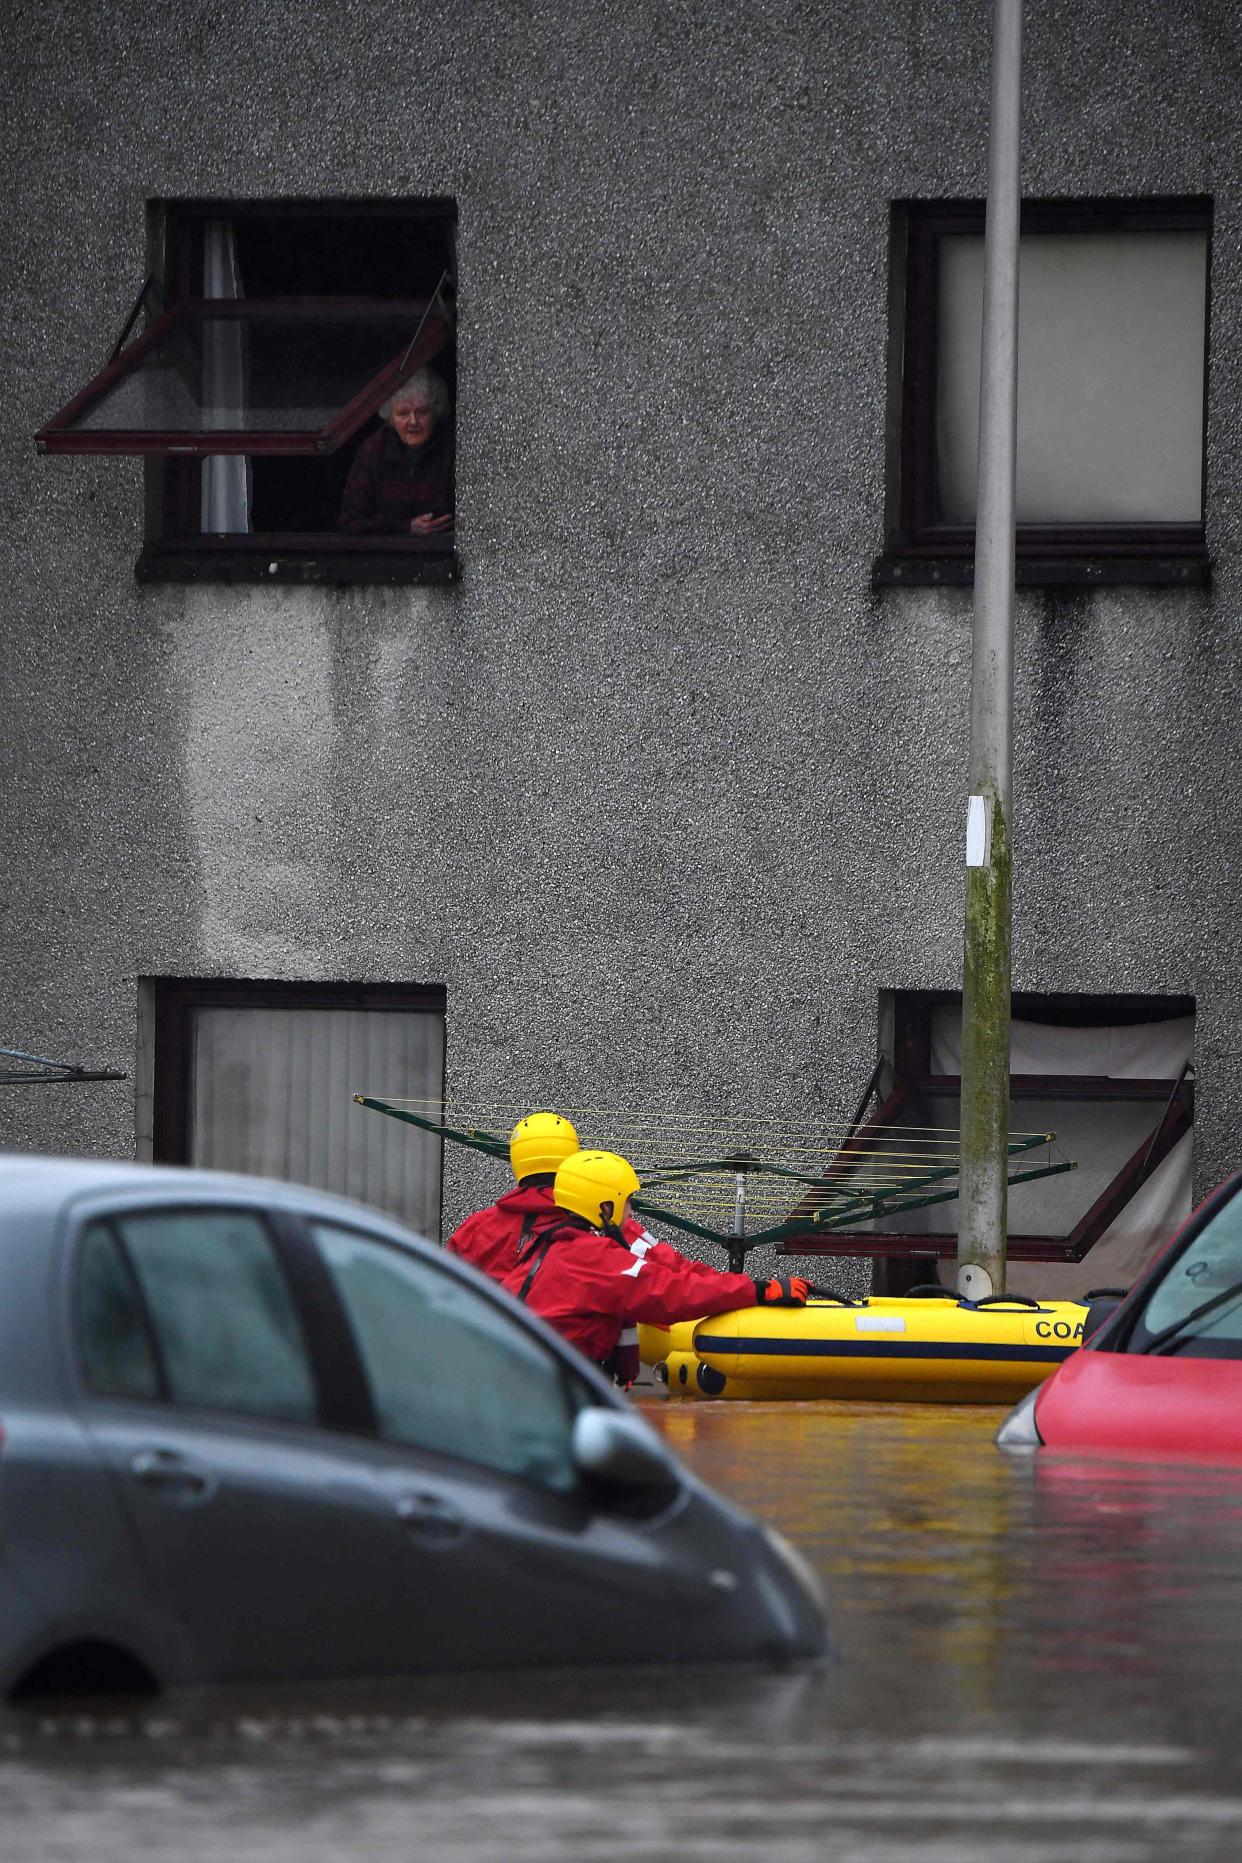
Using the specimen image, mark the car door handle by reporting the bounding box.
[130,1449,214,1503]
[395,1490,467,1545]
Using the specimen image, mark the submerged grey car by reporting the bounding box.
[0,1156,826,1696]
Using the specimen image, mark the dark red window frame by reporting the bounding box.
[35,298,450,458]
[148,977,448,1167]
[37,196,458,585]
[876,195,1212,585]
[775,1069,1193,1264]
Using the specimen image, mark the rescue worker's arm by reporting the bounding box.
[620,1217,686,1270]
[622,1215,749,1276]
[592,1251,808,1330]
[620,1219,809,1306]
[609,1326,641,1389]
[755,1276,812,1306]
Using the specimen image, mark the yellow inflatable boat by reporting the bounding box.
[640,1292,1089,1404]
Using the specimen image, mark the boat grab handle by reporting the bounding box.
[807,1285,866,1306]
[969,1293,1044,1310]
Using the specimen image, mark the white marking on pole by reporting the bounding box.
[966,793,990,867]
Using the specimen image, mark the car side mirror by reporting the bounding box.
[572,1407,680,1492]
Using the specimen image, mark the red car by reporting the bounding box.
[998,1171,1242,1458]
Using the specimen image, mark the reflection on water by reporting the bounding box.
[647,1401,1242,1733]
[8,1399,1242,1859]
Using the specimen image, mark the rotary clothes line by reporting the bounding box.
[354,1095,1074,1274]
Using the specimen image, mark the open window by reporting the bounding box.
[37,199,457,585]
[779,992,1195,1301]
[874,197,1211,587]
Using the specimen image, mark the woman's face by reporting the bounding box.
[390,399,437,448]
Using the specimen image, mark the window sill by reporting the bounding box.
[872,551,1210,590]
[136,539,460,586]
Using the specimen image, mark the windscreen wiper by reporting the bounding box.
[1140,1278,1242,1356]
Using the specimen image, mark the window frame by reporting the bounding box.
[38,195,459,587]
[144,976,448,1171]
[875,195,1213,588]
[35,297,451,458]
[782,990,1196,1265]
[778,1071,1195,1264]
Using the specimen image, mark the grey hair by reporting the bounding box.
[380,368,450,424]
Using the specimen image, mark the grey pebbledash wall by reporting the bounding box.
[2,1,1239,1267]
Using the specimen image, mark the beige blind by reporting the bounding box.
[936,229,1208,525]
[190,1005,443,1236]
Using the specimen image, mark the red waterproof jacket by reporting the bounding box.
[498,1215,758,1365]
[446,1186,687,1287]
[445,1183,561,1281]
[618,1217,687,1271]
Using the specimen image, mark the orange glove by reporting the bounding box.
[752,1276,810,1307]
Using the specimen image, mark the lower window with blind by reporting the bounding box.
[828,990,1196,1304]
[138,979,445,1236]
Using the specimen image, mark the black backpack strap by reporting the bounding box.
[515,1208,562,1265]
[514,1211,593,1302]
[515,1228,562,1303]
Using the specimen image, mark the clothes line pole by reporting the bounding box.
[957,0,1023,1300]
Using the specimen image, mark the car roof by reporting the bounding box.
[0,1153,426,1240]
[0,1153,627,1416]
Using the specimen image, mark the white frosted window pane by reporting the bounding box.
[936,230,1207,524]
[190,1006,443,1235]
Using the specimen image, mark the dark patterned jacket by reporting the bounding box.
[338,423,455,535]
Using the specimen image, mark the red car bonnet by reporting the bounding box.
[1035,1346,1242,1459]
[1032,1172,1242,1458]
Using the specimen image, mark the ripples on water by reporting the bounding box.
[7,1399,1242,1859]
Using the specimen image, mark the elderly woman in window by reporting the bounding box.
[339,368,454,537]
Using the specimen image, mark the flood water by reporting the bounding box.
[7,1398,1242,1860]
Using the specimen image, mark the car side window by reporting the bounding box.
[311,1222,578,1492]
[112,1209,317,1422]
[75,1222,162,1399]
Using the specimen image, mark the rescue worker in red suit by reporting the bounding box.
[447,1110,690,1280]
[500,1148,810,1384]
[445,1111,579,1281]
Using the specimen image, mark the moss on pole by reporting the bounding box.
[959,795,1012,1293]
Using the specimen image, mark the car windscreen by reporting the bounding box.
[1126,1191,1242,1358]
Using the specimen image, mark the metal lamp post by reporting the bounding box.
[957,0,1023,1300]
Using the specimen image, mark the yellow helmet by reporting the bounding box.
[554,1149,641,1230]
[510,1111,580,1182]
